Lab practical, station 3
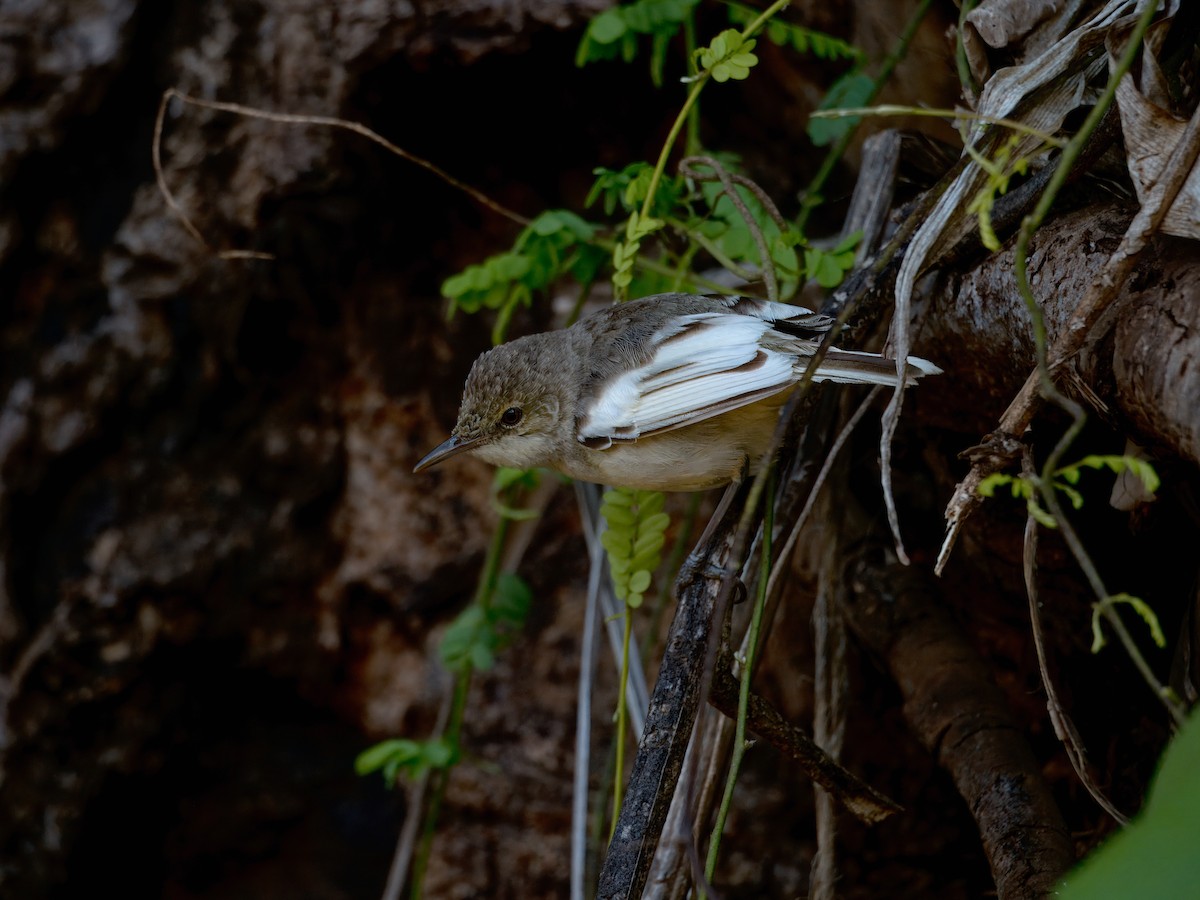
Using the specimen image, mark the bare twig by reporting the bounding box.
[153,88,530,259]
[678,155,783,303]
[810,509,850,900]
[1021,468,1130,825]
[571,483,608,900]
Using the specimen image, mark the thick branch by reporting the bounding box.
[918,202,1200,466]
[842,542,1075,900]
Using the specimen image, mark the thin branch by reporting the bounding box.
[678,156,780,303]
[153,88,530,258]
[571,483,607,900]
[810,104,1067,149]
[1021,482,1129,825]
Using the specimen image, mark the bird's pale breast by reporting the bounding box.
[561,394,785,491]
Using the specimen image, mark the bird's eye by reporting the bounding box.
[500,407,523,427]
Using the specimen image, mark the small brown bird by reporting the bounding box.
[415,293,940,491]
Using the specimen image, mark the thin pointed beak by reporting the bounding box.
[413,434,480,473]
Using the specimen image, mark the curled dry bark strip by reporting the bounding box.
[842,543,1075,900]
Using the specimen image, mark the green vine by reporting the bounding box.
[355,467,538,897]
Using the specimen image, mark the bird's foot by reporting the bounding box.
[680,550,747,602]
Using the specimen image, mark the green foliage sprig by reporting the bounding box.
[439,572,533,672]
[442,210,605,344]
[979,455,1166,657]
[691,28,759,83]
[1091,593,1165,655]
[966,131,1031,251]
[795,229,861,288]
[612,210,667,299]
[587,162,684,218]
[978,453,1160,529]
[600,487,670,608]
[727,4,861,62]
[576,0,701,84]
[355,737,456,784]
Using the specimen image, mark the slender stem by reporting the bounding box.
[684,12,702,156]
[1013,0,1158,382]
[409,515,510,898]
[955,0,980,102]
[1012,0,1183,726]
[639,0,791,225]
[610,605,634,840]
[704,474,774,886]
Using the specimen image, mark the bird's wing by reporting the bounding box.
[576,312,796,446]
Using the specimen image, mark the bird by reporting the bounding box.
[414,293,941,492]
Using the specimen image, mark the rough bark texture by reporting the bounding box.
[1,1,1197,898]
[920,202,1200,464]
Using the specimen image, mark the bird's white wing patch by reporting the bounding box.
[578,313,795,443]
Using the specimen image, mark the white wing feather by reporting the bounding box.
[578,313,796,442]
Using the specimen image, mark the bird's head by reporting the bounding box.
[414,334,567,474]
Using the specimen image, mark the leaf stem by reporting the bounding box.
[639,0,791,226]
[609,604,635,840]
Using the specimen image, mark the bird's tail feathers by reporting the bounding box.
[808,348,942,387]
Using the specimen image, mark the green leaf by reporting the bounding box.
[1056,481,1085,510]
[1093,593,1166,651]
[1058,710,1200,899]
[355,739,418,776]
[1027,498,1058,529]
[641,511,671,535]
[628,569,652,594]
[977,473,1011,498]
[470,642,495,671]
[601,530,629,555]
[493,572,533,626]
[807,71,874,146]
[633,530,666,556]
[601,487,634,507]
[603,502,637,528]
[493,467,539,493]
[355,737,455,783]
[440,605,494,671]
[832,230,863,255]
[589,8,627,44]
